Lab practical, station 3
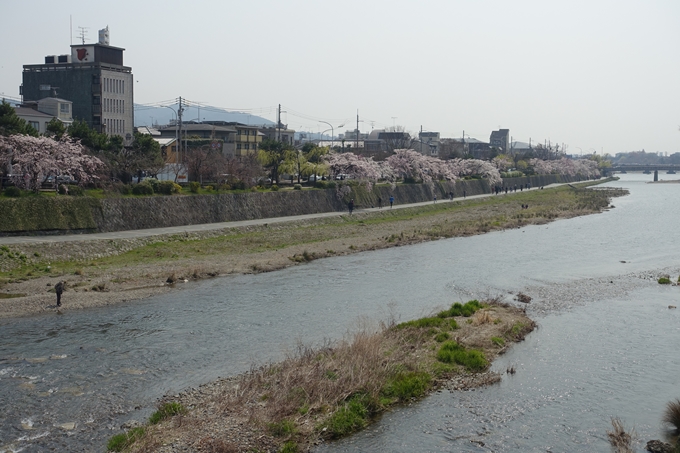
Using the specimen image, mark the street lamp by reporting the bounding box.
[318,121,345,148]
[159,105,180,181]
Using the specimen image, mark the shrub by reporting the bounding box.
[231,180,247,190]
[293,184,302,190]
[270,184,279,191]
[132,181,154,195]
[189,181,200,193]
[146,178,160,192]
[118,184,132,195]
[658,277,672,285]
[436,341,488,371]
[148,401,186,425]
[67,184,84,196]
[107,426,146,452]
[3,186,21,197]
[155,180,181,195]
[381,371,431,402]
[491,337,505,347]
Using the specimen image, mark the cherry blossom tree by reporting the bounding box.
[326,152,382,181]
[529,157,600,178]
[0,134,103,192]
[386,149,457,187]
[448,158,502,186]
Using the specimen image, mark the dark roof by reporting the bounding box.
[14,107,53,118]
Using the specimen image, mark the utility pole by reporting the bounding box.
[178,97,184,180]
[277,104,281,142]
[356,110,359,150]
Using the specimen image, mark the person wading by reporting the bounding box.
[55,281,65,307]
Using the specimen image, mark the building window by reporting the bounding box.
[29,121,40,131]
[236,144,241,150]
[244,144,249,150]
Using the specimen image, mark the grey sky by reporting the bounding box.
[1,0,678,154]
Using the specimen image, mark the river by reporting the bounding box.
[1,173,678,452]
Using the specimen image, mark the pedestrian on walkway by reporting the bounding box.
[433,194,437,203]
[449,191,454,200]
[389,195,394,208]
[55,281,64,307]
[348,199,354,215]
[463,190,466,198]
[378,196,382,209]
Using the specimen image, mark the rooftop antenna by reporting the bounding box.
[70,15,72,45]
[77,26,88,44]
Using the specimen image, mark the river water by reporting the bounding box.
[1,173,678,452]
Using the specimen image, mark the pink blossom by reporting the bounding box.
[0,134,103,192]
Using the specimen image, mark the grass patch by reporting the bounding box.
[437,300,482,318]
[323,393,374,439]
[268,419,297,437]
[0,293,26,299]
[148,401,186,425]
[436,341,489,371]
[380,371,432,402]
[107,426,146,452]
[396,316,444,329]
[658,277,672,284]
[491,336,505,347]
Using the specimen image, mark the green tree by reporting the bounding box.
[67,119,115,151]
[258,139,294,184]
[0,101,38,137]
[106,132,163,183]
[302,143,330,179]
[46,118,66,139]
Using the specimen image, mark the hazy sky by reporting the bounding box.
[2,0,679,154]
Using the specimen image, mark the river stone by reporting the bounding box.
[646,440,673,453]
[58,422,76,430]
[121,420,141,430]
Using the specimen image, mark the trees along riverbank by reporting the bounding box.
[0,181,627,319]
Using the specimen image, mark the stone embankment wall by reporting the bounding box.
[0,174,581,235]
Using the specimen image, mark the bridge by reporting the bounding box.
[602,164,680,176]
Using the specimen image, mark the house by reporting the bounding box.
[13,107,54,134]
[415,131,440,157]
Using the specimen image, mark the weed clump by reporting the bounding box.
[436,341,488,371]
[380,371,431,402]
[658,277,672,285]
[149,401,186,425]
[606,417,636,453]
[107,426,146,452]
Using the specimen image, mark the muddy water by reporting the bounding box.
[1,173,678,452]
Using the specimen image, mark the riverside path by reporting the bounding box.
[0,182,570,245]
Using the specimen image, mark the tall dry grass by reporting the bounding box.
[664,398,680,432]
[220,325,425,432]
[607,417,637,453]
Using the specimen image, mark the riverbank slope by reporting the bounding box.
[0,181,627,319]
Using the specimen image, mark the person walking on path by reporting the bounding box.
[449,191,454,200]
[463,190,466,199]
[433,194,437,203]
[55,281,64,307]
[378,196,382,209]
[348,199,354,215]
[389,195,394,208]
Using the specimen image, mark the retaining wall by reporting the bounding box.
[0,174,584,235]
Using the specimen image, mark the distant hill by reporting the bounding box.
[134,103,275,128]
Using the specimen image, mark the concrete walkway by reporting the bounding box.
[0,184,564,245]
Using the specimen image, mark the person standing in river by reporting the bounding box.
[55,281,64,307]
